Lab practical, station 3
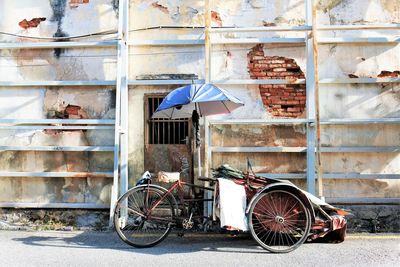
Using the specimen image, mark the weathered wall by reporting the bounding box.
[0,0,118,205]
[0,0,400,212]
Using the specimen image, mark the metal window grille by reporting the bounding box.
[146,96,189,145]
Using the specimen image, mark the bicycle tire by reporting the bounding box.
[114,185,175,248]
[248,189,311,253]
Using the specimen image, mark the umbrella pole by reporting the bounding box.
[193,104,202,178]
[197,144,202,177]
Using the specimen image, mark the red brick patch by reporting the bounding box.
[211,11,222,26]
[377,70,400,78]
[18,18,46,29]
[69,0,89,8]
[247,44,306,118]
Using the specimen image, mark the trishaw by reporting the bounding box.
[113,165,348,253]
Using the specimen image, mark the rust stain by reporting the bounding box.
[44,105,90,135]
[152,2,169,14]
[377,70,400,78]
[65,104,89,119]
[18,17,46,29]
[262,21,277,27]
[69,172,108,178]
[69,0,90,8]
[211,11,222,26]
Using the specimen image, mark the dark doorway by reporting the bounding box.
[144,94,193,183]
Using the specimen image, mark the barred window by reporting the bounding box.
[146,96,189,145]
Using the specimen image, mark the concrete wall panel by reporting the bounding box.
[211,124,306,147]
[212,152,306,173]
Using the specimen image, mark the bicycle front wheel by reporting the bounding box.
[248,189,311,253]
[114,185,175,248]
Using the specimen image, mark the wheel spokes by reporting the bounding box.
[250,190,310,252]
[115,187,174,247]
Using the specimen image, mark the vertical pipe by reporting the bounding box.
[152,98,154,143]
[202,0,211,179]
[203,0,211,179]
[119,0,129,199]
[205,1,211,84]
[204,0,212,218]
[110,0,128,226]
[312,1,324,200]
[306,0,316,195]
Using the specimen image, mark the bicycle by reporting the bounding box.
[114,169,313,253]
[113,172,216,248]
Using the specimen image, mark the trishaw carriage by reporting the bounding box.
[113,164,348,253]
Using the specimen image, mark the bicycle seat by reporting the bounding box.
[157,171,180,183]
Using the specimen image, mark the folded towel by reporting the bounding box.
[217,178,248,231]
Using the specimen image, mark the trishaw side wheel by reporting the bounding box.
[248,189,311,253]
[114,185,175,248]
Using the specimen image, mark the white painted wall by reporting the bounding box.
[0,0,399,203]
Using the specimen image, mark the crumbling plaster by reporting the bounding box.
[0,0,399,204]
[317,0,400,26]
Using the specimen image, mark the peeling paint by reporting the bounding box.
[18,18,47,29]
[69,0,89,8]
[65,105,89,119]
[317,0,344,13]
[378,70,400,78]
[1,0,400,209]
[211,11,222,26]
[152,1,169,14]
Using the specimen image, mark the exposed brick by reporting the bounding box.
[250,68,262,72]
[273,68,287,72]
[260,84,273,89]
[271,60,285,64]
[152,2,169,14]
[254,64,270,69]
[269,64,283,68]
[253,72,267,77]
[211,11,223,26]
[377,70,400,78]
[287,107,301,112]
[247,44,306,118]
[19,17,46,29]
[258,60,272,64]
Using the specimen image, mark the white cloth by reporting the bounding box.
[217,178,248,231]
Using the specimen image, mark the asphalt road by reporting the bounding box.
[0,231,399,267]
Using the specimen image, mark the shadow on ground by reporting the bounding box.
[11,230,278,255]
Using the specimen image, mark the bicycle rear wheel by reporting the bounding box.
[248,189,311,253]
[114,185,175,248]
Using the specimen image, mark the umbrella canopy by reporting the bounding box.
[152,83,244,119]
